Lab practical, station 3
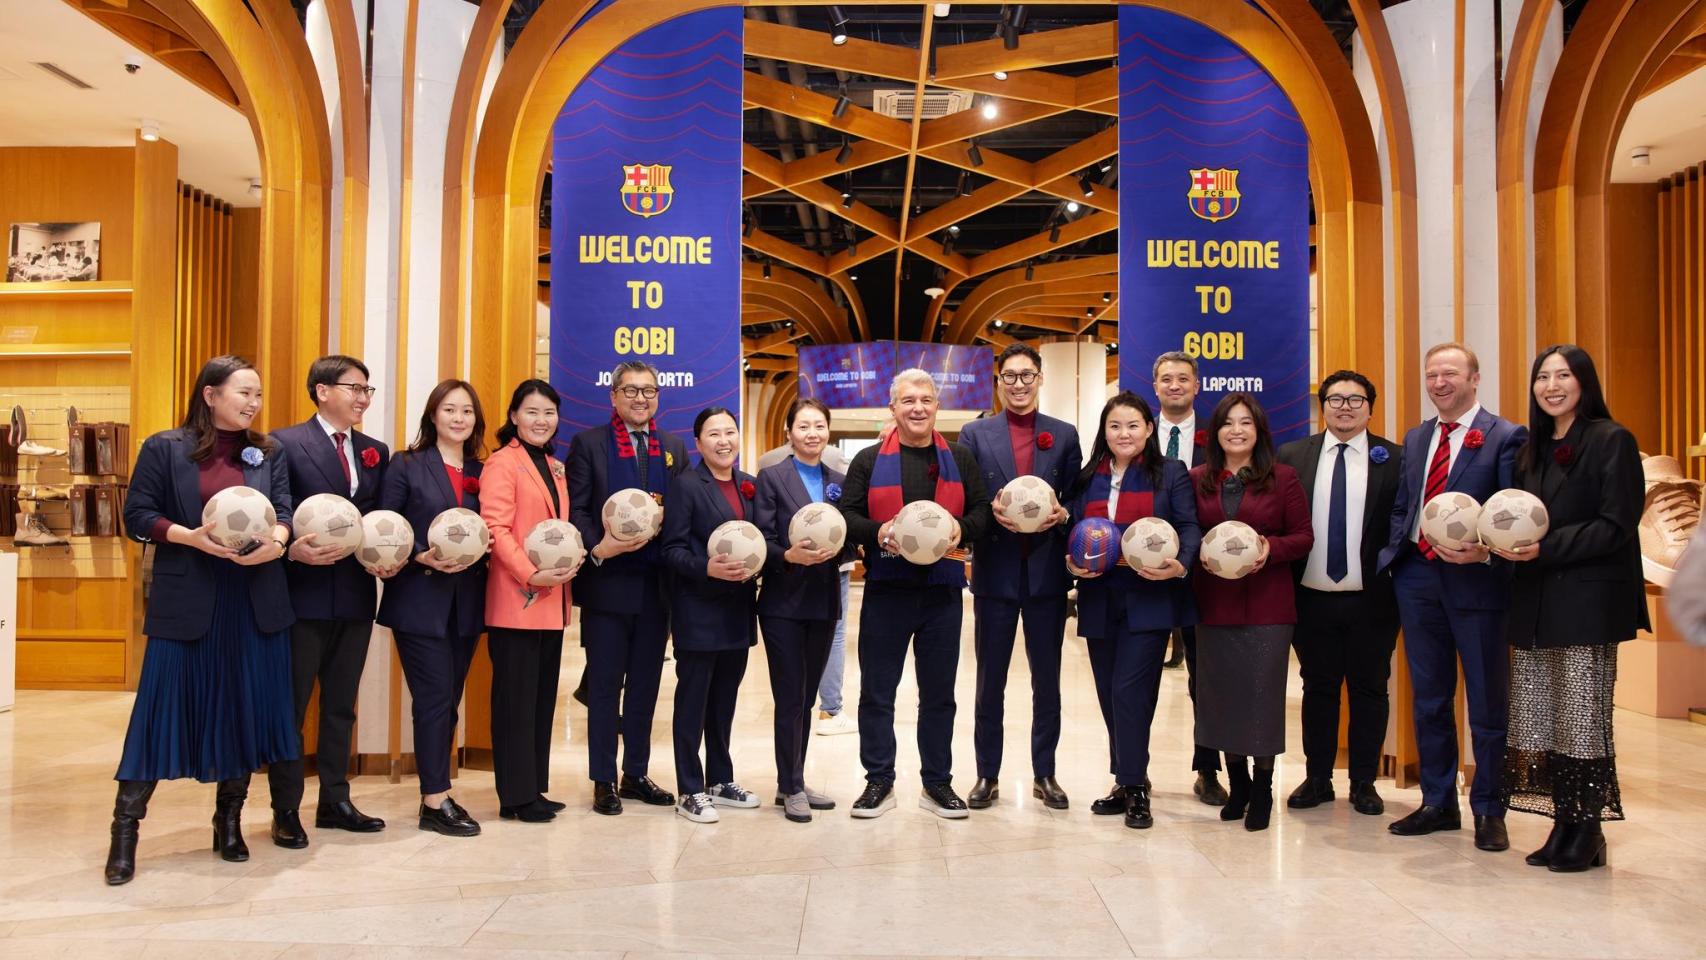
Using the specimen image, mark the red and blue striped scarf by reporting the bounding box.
[1082,457,1154,528]
[867,428,964,522]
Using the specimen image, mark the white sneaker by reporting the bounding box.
[708,782,760,808]
[816,711,857,736]
[676,793,719,823]
[17,440,65,458]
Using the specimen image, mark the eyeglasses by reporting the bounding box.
[616,385,659,400]
[998,371,1039,385]
[1323,395,1369,410]
[336,382,378,398]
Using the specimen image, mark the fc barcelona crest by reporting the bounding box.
[1187,167,1241,222]
[620,163,674,218]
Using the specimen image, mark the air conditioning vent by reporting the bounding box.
[32,62,94,89]
[871,88,972,120]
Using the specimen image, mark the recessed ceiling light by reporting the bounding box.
[993,71,1008,81]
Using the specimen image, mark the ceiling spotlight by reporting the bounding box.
[967,139,984,167]
[850,272,859,280]
[993,318,1004,328]
[1085,306,1095,318]
[1024,261,1035,281]
[836,138,853,164]
[743,359,751,370]
[942,235,955,255]
[934,3,952,16]
[924,286,947,298]
[247,178,263,199]
[1631,145,1652,166]
[959,172,975,197]
[1100,159,1114,174]
[981,97,998,120]
[947,224,961,237]
[1079,172,1096,197]
[1107,342,1118,354]
[783,319,794,328]
[762,259,772,279]
[828,6,850,45]
[849,238,858,256]
[841,191,855,210]
[139,119,160,142]
[1102,291,1112,303]
[1066,200,1080,214]
[1000,4,1028,49]
[833,94,851,119]
[1049,223,1061,243]
[993,71,1008,81]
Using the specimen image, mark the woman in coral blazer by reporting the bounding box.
[480,379,578,823]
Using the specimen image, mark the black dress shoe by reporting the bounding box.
[1547,822,1608,873]
[592,781,623,816]
[537,795,567,813]
[316,800,385,832]
[1388,804,1462,836]
[499,799,557,822]
[1349,780,1384,816]
[1091,783,1127,816]
[1525,823,1565,867]
[271,809,309,849]
[1286,776,1335,809]
[419,798,481,837]
[1123,785,1153,829]
[618,774,675,806]
[1474,814,1510,852]
[967,778,998,809]
[1032,776,1069,810]
[1193,771,1230,806]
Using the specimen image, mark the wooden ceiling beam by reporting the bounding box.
[827,237,902,275]
[746,357,795,372]
[968,210,1118,275]
[744,174,782,200]
[743,72,912,150]
[998,313,1081,334]
[917,97,1067,150]
[906,179,1028,242]
[891,12,936,335]
[978,328,1019,349]
[743,18,920,84]
[786,179,902,242]
[904,234,974,277]
[1032,126,1117,185]
[945,69,1082,110]
[744,144,784,186]
[775,141,908,189]
[743,327,807,353]
[933,23,1116,81]
[742,229,829,275]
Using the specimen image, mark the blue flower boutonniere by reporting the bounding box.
[1369,446,1390,465]
[826,482,843,503]
[240,446,265,467]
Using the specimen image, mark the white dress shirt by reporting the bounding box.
[1302,431,1368,591]
[1408,402,1482,543]
[315,413,359,496]
[1158,413,1197,469]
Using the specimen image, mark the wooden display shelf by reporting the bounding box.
[0,342,130,358]
[0,280,133,302]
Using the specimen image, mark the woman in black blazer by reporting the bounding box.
[377,379,489,837]
[1065,392,1200,830]
[753,398,846,822]
[1494,345,1647,873]
[108,355,297,885]
[661,407,760,823]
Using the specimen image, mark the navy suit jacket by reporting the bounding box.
[565,421,690,615]
[375,447,487,639]
[124,428,295,639]
[1378,406,1527,610]
[1068,458,1201,637]
[272,417,389,621]
[752,456,848,622]
[959,411,1082,600]
[660,462,758,652]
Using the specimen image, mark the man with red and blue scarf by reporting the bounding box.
[839,369,993,819]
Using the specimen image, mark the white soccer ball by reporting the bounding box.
[202,485,276,549]
[891,500,956,565]
[1200,520,1262,580]
[525,518,586,572]
[709,519,765,578]
[788,502,847,553]
[292,493,363,559]
[1121,516,1180,569]
[1478,488,1550,552]
[1421,491,1483,551]
[357,509,415,574]
[995,475,1059,534]
[603,487,662,542]
[427,507,489,566]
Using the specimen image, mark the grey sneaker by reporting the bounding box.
[775,785,836,811]
[708,782,760,808]
[782,792,812,823]
[676,792,719,823]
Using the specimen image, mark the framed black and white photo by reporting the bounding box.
[6,222,102,282]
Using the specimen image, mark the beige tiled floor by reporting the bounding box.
[4,585,1706,959]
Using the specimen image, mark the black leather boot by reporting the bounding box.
[104,780,156,885]
[1525,822,1565,867]
[1220,755,1251,822]
[1548,822,1607,873]
[1245,763,1275,832]
[212,775,251,862]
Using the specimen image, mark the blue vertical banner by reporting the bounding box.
[549,9,744,441]
[1117,7,1311,443]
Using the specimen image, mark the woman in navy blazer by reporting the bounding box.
[377,379,489,838]
[753,398,847,822]
[1066,391,1199,830]
[108,355,298,885]
[661,407,760,823]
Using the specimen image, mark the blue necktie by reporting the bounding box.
[1166,425,1180,460]
[1327,442,1348,582]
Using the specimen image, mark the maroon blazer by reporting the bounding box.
[1189,462,1313,627]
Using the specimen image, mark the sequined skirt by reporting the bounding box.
[1502,643,1624,823]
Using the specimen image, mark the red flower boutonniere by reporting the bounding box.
[1194,429,1208,448]
[740,480,756,500]
[361,447,381,469]
[1553,445,1575,467]
[550,460,566,480]
[1037,432,1055,451]
[1464,429,1485,450]
[462,475,481,495]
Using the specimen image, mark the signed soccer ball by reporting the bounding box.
[428,507,489,566]
[357,510,415,573]
[602,487,662,542]
[202,486,276,549]
[1200,520,1261,579]
[292,493,363,559]
[995,475,1059,534]
[709,519,765,577]
[1421,491,1483,551]
[1121,516,1180,570]
[788,502,847,553]
[525,518,586,572]
[1478,488,1549,552]
[891,500,956,565]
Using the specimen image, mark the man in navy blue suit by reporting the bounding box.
[958,344,1081,810]
[1379,342,1527,853]
[267,355,394,846]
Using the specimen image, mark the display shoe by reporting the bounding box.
[1640,454,1702,587]
[9,404,24,448]
[23,485,70,501]
[15,512,67,546]
[17,440,66,458]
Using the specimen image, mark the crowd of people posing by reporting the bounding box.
[100,340,1646,888]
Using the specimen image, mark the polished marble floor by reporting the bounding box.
[4,585,1706,959]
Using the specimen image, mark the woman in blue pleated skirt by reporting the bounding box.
[105,355,300,885]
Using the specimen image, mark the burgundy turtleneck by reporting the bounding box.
[1006,408,1037,477]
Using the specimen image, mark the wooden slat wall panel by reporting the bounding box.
[1603,183,1660,449]
[174,182,237,418]
[1654,164,1706,480]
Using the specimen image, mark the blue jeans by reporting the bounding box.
[816,569,851,715]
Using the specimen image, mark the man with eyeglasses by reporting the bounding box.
[1276,370,1403,817]
[566,360,690,815]
[267,355,394,847]
[957,343,1080,810]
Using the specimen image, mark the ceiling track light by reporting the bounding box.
[139,119,160,142]
[841,191,855,210]
[980,96,998,120]
[832,94,852,119]
[1049,223,1061,243]
[835,138,853,164]
[947,223,961,237]
[762,259,772,279]
[1102,291,1112,303]
[943,236,955,256]
[828,6,850,45]
[1024,261,1035,281]
[1085,306,1095,318]
[1079,172,1096,197]
[959,171,975,197]
[967,139,983,168]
